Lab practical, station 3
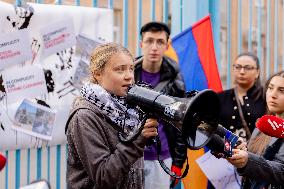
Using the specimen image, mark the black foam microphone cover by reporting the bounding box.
[206,134,225,152]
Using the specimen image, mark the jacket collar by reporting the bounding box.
[229,84,258,97]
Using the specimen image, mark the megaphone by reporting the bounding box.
[123,84,221,150]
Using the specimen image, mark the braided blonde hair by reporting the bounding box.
[89,42,133,83]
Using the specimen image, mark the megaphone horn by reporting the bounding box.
[125,84,221,150]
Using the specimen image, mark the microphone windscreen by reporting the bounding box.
[206,134,225,152]
[215,125,228,137]
[256,115,284,138]
[0,153,6,171]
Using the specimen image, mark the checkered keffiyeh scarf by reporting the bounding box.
[80,82,142,134]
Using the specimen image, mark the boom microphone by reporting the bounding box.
[256,115,284,138]
[0,153,6,171]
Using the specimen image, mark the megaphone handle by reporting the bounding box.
[145,115,159,146]
[156,136,189,179]
[118,115,148,143]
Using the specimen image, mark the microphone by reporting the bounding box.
[206,124,239,157]
[256,115,284,138]
[0,153,6,171]
[206,134,226,152]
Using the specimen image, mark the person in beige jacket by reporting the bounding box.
[65,43,158,189]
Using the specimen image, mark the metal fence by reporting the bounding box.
[1,0,284,188]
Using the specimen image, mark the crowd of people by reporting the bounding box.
[65,21,284,189]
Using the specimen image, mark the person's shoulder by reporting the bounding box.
[163,56,179,68]
[134,56,143,69]
[162,56,182,78]
[218,88,233,98]
[251,127,261,138]
[67,98,108,131]
[70,97,102,118]
[217,88,235,105]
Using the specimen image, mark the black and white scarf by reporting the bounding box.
[80,82,142,134]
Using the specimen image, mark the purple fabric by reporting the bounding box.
[141,69,160,87]
[141,70,170,160]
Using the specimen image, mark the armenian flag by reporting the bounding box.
[165,15,223,189]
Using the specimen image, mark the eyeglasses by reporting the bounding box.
[142,38,167,48]
[233,64,257,72]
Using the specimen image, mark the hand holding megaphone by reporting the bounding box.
[123,84,221,149]
[119,84,220,180]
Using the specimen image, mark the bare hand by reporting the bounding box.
[227,149,249,168]
[235,137,247,151]
[141,118,158,139]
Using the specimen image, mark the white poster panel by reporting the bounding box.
[0,1,113,151]
[40,17,76,58]
[0,29,32,69]
[2,65,47,103]
[196,151,241,189]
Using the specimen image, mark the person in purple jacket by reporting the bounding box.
[134,21,187,189]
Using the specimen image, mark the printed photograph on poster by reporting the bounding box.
[40,17,76,58]
[13,99,56,141]
[72,34,103,88]
[72,59,90,89]
[75,34,103,63]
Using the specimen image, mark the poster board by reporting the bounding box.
[0,1,113,150]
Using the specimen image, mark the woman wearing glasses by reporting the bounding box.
[218,52,266,141]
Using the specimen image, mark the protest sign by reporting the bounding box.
[0,1,113,150]
[0,29,32,69]
[2,65,47,103]
[40,17,76,58]
[196,151,241,189]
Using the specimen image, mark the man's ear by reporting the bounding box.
[166,38,171,50]
[166,43,169,50]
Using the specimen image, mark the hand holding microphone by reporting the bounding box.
[235,137,247,151]
[227,149,249,168]
[228,115,284,169]
[256,115,284,138]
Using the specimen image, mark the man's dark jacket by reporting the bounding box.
[134,56,187,167]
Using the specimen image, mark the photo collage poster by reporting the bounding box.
[0,1,113,150]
